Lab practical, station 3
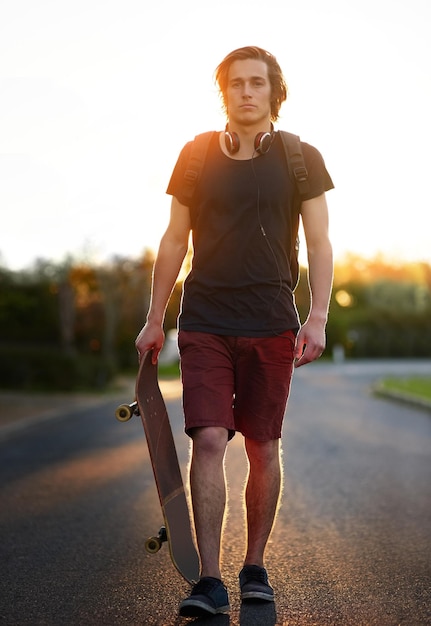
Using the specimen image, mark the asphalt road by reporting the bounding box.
[1,360,430,626]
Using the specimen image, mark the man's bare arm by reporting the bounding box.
[294,193,333,367]
[135,197,191,363]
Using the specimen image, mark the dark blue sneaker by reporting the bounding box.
[179,577,230,617]
[239,565,274,602]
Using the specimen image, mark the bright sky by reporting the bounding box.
[1,0,430,270]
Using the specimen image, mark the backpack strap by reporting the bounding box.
[279,131,309,291]
[182,131,217,203]
[278,131,309,196]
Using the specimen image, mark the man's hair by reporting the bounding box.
[214,46,288,122]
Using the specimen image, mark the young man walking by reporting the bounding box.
[135,46,334,617]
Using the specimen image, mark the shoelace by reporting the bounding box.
[244,567,267,583]
[192,578,221,596]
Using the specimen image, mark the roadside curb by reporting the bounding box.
[372,384,431,413]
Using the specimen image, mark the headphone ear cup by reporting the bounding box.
[225,131,240,154]
[255,131,274,154]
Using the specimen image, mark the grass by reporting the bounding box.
[377,376,431,403]
[158,361,181,379]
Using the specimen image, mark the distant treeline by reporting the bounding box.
[0,251,430,390]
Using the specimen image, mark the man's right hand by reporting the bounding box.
[135,322,165,365]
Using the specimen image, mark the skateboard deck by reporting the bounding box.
[115,351,200,584]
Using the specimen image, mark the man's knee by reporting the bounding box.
[245,438,280,467]
[191,426,229,456]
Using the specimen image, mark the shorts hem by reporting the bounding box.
[185,424,236,441]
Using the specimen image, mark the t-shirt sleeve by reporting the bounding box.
[166,141,194,205]
[300,142,334,201]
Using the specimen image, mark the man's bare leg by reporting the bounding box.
[189,426,229,579]
[243,438,282,566]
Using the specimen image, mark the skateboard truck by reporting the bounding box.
[145,526,168,554]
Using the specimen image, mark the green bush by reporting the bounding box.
[0,345,116,391]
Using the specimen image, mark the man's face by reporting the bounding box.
[225,59,272,126]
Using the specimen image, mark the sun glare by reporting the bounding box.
[335,290,354,308]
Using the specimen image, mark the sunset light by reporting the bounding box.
[1,0,430,270]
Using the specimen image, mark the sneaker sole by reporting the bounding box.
[241,591,274,602]
[179,600,230,617]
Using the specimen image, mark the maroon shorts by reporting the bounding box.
[178,330,296,441]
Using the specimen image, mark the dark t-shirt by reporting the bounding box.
[166,131,334,337]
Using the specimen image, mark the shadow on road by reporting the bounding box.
[187,601,277,625]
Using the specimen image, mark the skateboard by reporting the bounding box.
[115,351,200,585]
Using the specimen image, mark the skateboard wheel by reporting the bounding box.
[145,526,168,554]
[115,404,133,422]
[145,536,162,554]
